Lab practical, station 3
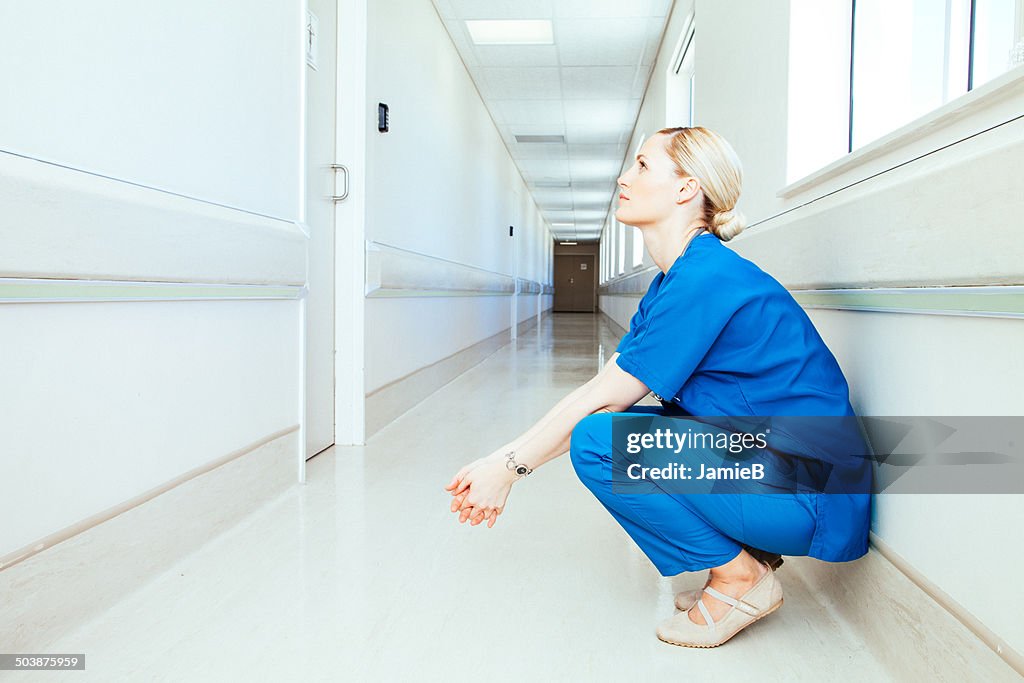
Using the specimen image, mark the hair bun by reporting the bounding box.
[710,207,746,241]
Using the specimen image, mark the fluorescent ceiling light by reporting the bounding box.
[559,241,577,245]
[466,20,554,45]
[552,223,574,227]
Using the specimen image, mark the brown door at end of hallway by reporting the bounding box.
[553,254,596,312]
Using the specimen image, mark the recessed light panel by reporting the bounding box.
[466,20,554,45]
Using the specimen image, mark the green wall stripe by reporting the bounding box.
[0,279,303,302]
[600,286,1024,318]
[791,287,1024,318]
[367,289,516,298]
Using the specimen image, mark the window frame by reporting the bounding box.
[781,1,1024,201]
[847,0,983,154]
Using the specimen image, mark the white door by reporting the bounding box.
[304,0,338,458]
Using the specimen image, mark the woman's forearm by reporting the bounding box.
[510,393,609,472]
[498,379,595,457]
[503,354,651,473]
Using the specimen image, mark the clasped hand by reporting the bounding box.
[443,453,517,528]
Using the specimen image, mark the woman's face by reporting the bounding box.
[615,133,698,228]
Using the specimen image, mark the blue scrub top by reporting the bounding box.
[615,232,871,562]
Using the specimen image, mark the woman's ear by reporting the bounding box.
[676,177,700,204]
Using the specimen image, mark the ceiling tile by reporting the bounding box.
[572,188,615,207]
[476,44,560,67]
[538,201,574,212]
[544,209,576,222]
[571,209,609,221]
[518,159,570,178]
[510,142,569,160]
[478,67,562,99]
[493,99,564,125]
[570,158,620,179]
[562,66,646,99]
[532,188,573,205]
[564,121,623,145]
[568,143,627,160]
[640,16,667,66]
[553,0,668,18]
[571,201,612,213]
[446,0,554,19]
[555,18,650,66]
[562,99,637,126]
[571,180,617,191]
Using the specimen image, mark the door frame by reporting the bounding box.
[333,0,368,446]
[298,0,368,483]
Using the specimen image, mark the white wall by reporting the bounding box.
[364,0,552,394]
[0,1,300,221]
[600,0,1024,655]
[0,1,306,561]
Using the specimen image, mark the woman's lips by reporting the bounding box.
[619,194,629,200]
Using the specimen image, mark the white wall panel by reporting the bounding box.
[0,0,301,221]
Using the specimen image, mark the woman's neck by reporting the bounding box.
[643,220,709,275]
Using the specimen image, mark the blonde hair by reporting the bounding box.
[657,126,746,241]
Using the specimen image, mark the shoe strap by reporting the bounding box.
[703,585,761,617]
[695,597,716,631]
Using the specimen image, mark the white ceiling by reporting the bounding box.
[431,0,675,242]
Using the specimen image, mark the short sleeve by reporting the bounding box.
[615,265,748,401]
[615,277,659,353]
[615,301,645,353]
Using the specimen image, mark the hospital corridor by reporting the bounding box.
[2,0,1023,681]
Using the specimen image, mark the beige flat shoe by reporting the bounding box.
[674,553,783,611]
[657,563,784,648]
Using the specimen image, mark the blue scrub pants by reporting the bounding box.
[569,405,818,577]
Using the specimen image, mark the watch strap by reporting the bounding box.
[505,450,532,477]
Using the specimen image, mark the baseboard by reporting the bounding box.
[0,428,299,653]
[775,548,1020,679]
[365,311,550,438]
[867,531,1024,676]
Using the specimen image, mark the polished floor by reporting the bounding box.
[6,314,929,681]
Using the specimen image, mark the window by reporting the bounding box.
[617,221,626,275]
[786,0,1021,183]
[851,0,1019,151]
[972,0,1021,88]
[608,222,616,280]
[666,11,696,127]
[632,226,644,267]
[600,227,607,283]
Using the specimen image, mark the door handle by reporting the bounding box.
[330,164,349,202]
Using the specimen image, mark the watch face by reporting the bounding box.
[515,465,529,476]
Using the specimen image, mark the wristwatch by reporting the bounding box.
[505,450,533,478]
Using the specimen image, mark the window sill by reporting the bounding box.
[778,63,1024,200]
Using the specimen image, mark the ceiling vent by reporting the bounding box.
[514,134,566,144]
